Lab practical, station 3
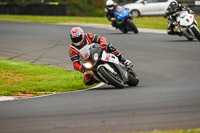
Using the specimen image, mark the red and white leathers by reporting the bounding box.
[69,33,121,85]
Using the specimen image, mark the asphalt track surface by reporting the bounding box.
[0,21,200,133]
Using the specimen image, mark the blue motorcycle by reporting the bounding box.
[114,6,138,34]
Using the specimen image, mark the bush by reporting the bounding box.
[0,0,107,17]
[65,0,106,17]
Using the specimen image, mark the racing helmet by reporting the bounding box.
[169,1,178,11]
[70,27,84,46]
[106,0,114,10]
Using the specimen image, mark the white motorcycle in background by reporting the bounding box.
[175,10,200,41]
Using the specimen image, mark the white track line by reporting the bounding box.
[56,23,167,34]
[0,96,15,101]
[0,83,105,102]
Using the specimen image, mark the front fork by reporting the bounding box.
[177,22,199,37]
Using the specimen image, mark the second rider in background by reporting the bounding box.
[166,1,194,36]
[104,0,119,29]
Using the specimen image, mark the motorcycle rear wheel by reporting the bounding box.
[127,72,139,86]
[185,36,194,41]
[119,27,128,34]
[98,66,124,88]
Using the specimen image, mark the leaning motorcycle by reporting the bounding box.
[114,6,138,34]
[175,10,200,41]
[79,43,139,88]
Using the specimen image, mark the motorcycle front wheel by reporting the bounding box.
[98,66,124,88]
[127,20,138,34]
[191,26,200,41]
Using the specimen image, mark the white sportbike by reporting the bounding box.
[79,43,139,88]
[175,10,200,41]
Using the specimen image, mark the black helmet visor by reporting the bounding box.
[71,34,82,43]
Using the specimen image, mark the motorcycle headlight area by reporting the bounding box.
[83,62,93,69]
[94,53,99,61]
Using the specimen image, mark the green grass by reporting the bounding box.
[129,128,200,133]
[134,17,169,30]
[0,15,110,24]
[0,58,90,96]
[0,15,200,30]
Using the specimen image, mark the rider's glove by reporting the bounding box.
[107,43,116,51]
[100,42,108,51]
[189,10,194,14]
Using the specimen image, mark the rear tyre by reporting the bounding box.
[98,66,124,88]
[191,26,200,41]
[127,21,138,34]
[120,28,128,34]
[127,72,139,86]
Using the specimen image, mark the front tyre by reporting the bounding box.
[98,66,124,88]
[191,26,200,41]
[127,20,138,34]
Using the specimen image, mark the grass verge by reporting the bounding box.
[0,58,90,96]
[0,15,110,24]
[0,15,199,30]
[129,128,200,133]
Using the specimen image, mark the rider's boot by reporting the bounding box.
[176,32,183,36]
[118,54,133,68]
[106,43,133,68]
[168,30,183,37]
[112,21,119,29]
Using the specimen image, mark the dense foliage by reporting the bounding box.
[0,0,108,17]
[64,0,107,17]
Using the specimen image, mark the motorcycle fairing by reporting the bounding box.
[176,11,194,27]
[101,51,119,64]
[100,51,129,83]
[114,6,130,22]
[175,10,200,39]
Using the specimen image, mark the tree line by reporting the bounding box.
[0,0,109,17]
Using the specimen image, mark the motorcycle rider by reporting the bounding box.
[69,27,132,85]
[166,1,194,36]
[104,0,119,28]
